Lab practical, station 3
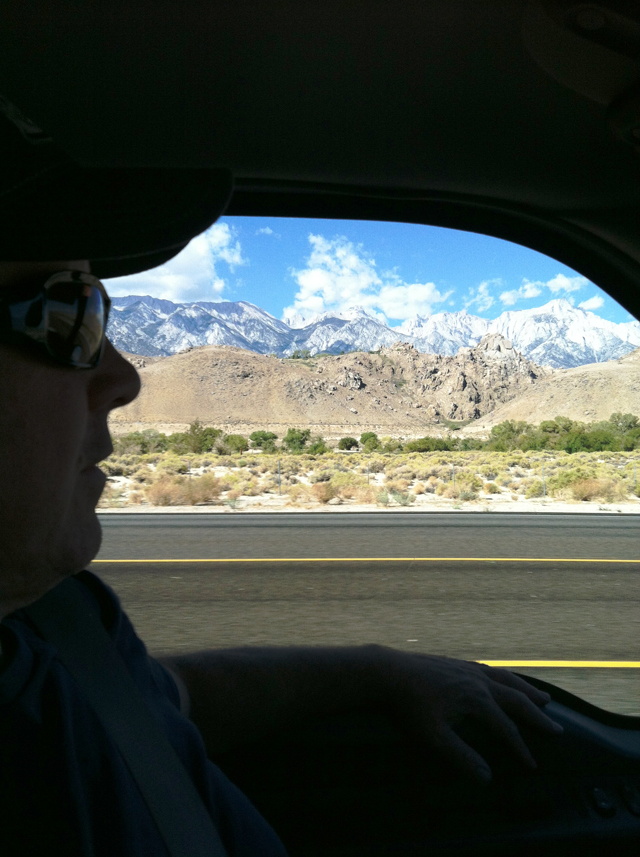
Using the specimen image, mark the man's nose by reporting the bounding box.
[89,339,141,412]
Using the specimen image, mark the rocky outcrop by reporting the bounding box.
[113,336,550,431]
[367,335,549,421]
[336,369,365,390]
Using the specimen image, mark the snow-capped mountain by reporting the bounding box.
[394,309,489,355]
[487,299,640,367]
[108,298,293,356]
[395,299,640,367]
[288,306,411,354]
[107,296,640,368]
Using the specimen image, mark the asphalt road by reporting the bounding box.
[94,512,640,715]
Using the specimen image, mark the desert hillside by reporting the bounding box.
[111,335,547,437]
[466,347,640,434]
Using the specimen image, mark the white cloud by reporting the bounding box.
[256,226,280,238]
[376,281,453,319]
[464,280,498,313]
[546,273,587,293]
[498,274,587,307]
[579,295,604,311]
[500,281,542,306]
[103,222,247,302]
[282,234,451,323]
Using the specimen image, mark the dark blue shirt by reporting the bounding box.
[0,571,288,856]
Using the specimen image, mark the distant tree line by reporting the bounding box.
[482,413,640,453]
[112,413,640,457]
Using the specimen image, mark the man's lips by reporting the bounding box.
[81,465,108,490]
[80,448,113,472]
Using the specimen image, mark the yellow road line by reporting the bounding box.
[476,660,640,668]
[91,555,640,667]
[93,556,640,564]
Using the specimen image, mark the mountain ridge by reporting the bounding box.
[107,295,640,369]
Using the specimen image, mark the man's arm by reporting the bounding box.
[158,645,563,783]
[158,643,384,754]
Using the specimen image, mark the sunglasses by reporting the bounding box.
[0,270,111,369]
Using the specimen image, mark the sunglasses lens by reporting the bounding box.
[45,281,106,366]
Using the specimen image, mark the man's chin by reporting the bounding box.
[0,511,103,618]
[59,503,103,574]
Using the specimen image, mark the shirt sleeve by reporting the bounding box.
[148,656,182,712]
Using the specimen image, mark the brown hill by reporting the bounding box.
[110,334,548,438]
[465,347,640,435]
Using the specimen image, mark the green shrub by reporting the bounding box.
[225,434,249,454]
[338,436,359,450]
[459,490,477,501]
[308,436,330,455]
[360,432,380,449]
[478,466,498,479]
[610,413,639,432]
[250,430,278,449]
[155,455,189,475]
[404,436,453,452]
[330,471,367,499]
[101,458,126,476]
[165,421,223,455]
[131,466,153,483]
[547,468,588,496]
[310,470,332,483]
[456,473,482,491]
[525,480,545,498]
[113,429,169,455]
[282,428,311,453]
[389,490,414,506]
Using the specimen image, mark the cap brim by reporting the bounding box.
[1,165,233,277]
[91,243,192,279]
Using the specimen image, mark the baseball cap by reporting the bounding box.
[0,95,233,279]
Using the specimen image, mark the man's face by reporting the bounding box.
[0,261,140,618]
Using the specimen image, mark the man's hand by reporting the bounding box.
[161,644,562,780]
[379,651,563,784]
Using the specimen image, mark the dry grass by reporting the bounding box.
[385,478,410,493]
[353,486,379,504]
[436,483,459,499]
[98,448,640,509]
[97,483,127,507]
[144,473,222,506]
[570,478,627,503]
[312,482,338,503]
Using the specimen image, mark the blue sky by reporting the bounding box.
[104,216,631,325]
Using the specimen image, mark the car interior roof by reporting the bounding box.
[3,1,640,314]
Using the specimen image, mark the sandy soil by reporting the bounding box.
[99,495,640,515]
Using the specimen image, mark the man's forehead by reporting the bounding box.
[0,260,91,288]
